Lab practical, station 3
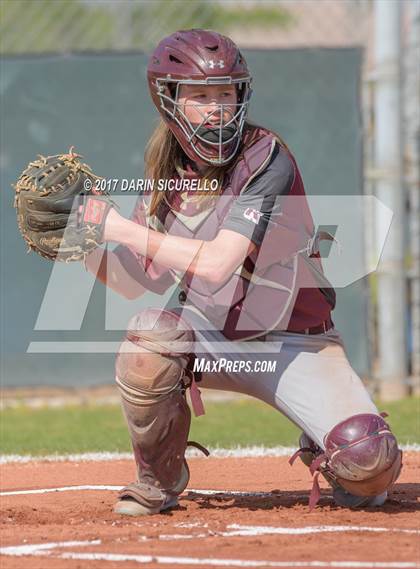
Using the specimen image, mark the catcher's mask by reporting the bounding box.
[147,29,253,167]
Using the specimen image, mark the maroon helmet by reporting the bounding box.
[147,29,252,166]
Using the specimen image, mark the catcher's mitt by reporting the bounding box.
[13,148,117,263]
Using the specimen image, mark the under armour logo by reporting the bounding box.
[208,60,225,69]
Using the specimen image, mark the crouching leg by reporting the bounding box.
[291,414,402,509]
[114,308,196,516]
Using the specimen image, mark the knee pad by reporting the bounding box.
[115,309,197,495]
[318,414,402,497]
[115,308,195,404]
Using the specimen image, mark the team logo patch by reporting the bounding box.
[83,198,107,224]
[243,207,262,224]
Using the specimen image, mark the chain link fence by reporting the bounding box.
[0,0,372,55]
[0,0,292,54]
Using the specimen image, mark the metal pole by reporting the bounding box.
[404,0,420,395]
[373,0,408,400]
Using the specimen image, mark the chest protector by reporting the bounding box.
[146,124,335,340]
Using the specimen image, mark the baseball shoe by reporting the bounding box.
[114,493,179,516]
[114,460,190,516]
[333,488,388,509]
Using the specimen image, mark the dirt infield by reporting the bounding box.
[1,453,419,568]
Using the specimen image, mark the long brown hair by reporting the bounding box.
[144,118,289,217]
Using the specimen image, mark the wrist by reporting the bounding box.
[120,218,147,251]
[102,207,128,243]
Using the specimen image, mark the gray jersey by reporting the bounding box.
[221,145,294,246]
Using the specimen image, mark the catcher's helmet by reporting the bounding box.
[147,29,252,166]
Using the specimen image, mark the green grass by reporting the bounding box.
[0,398,418,456]
[378,396,420,444]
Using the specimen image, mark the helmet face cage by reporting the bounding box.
[155,76,252,165]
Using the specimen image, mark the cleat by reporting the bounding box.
[333,489,388,509]
[114,493,179,516]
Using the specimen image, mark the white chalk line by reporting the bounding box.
[155,523,419,540]
[53,553,420,568]
[0,485,311,500]
[0,540,101,556]
[0,446,296,464]
[1,484,418,539]
[0,540,418,568]
[0,481,418,540]
[0,540,419,568]
[1,485,418,508]
[0,484,123,496]
[0,486,309,500]
[1,444,419,464]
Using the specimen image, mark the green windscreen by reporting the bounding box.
[0,48,368,387]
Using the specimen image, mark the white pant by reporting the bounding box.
[176,306,379,448]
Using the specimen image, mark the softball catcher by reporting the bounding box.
[14,29,402,516]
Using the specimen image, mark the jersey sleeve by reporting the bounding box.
[220,144,295,246]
